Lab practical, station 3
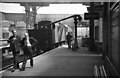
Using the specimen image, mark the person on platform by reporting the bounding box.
[8,29,21,72]
[20,33,37,71]
[66,32,73,49]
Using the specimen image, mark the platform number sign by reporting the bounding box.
[84,13,99,20]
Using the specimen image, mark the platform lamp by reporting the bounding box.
[73,15,82,51]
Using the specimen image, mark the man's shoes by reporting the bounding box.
[30,62,33,67]
[11,68,15,72]
[17,66,20,69]
[19,68,25,71]
[31,64,33,67]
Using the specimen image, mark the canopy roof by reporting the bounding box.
[1,0,117,3]
[1,0,118,6]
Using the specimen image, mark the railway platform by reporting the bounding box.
[1,43,103,78]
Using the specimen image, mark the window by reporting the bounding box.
[3,33,9,39]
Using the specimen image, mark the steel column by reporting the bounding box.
[25,3,30,32]
[31,6,37,26]
[89,2,96,51]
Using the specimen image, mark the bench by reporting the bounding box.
[94,65,107,78]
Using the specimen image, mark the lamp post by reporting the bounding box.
[73,15,82,51]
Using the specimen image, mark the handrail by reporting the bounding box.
[105,56,119,77]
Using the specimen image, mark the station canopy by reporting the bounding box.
[1,0,118,6]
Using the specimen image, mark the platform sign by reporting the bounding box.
[84,13,99,20]
[87,5,103,12]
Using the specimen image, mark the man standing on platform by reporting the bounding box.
[20,33,37,71]
[66,32,73,49]
[8,29,21,72]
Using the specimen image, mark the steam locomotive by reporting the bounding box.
[28,21,70,53]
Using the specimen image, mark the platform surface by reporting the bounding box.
[1,45,103,77]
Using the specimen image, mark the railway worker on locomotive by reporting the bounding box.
[20,33,37,71]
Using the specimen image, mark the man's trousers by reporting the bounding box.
[22,46,33,69]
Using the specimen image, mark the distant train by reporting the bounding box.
[28,20,71,53]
